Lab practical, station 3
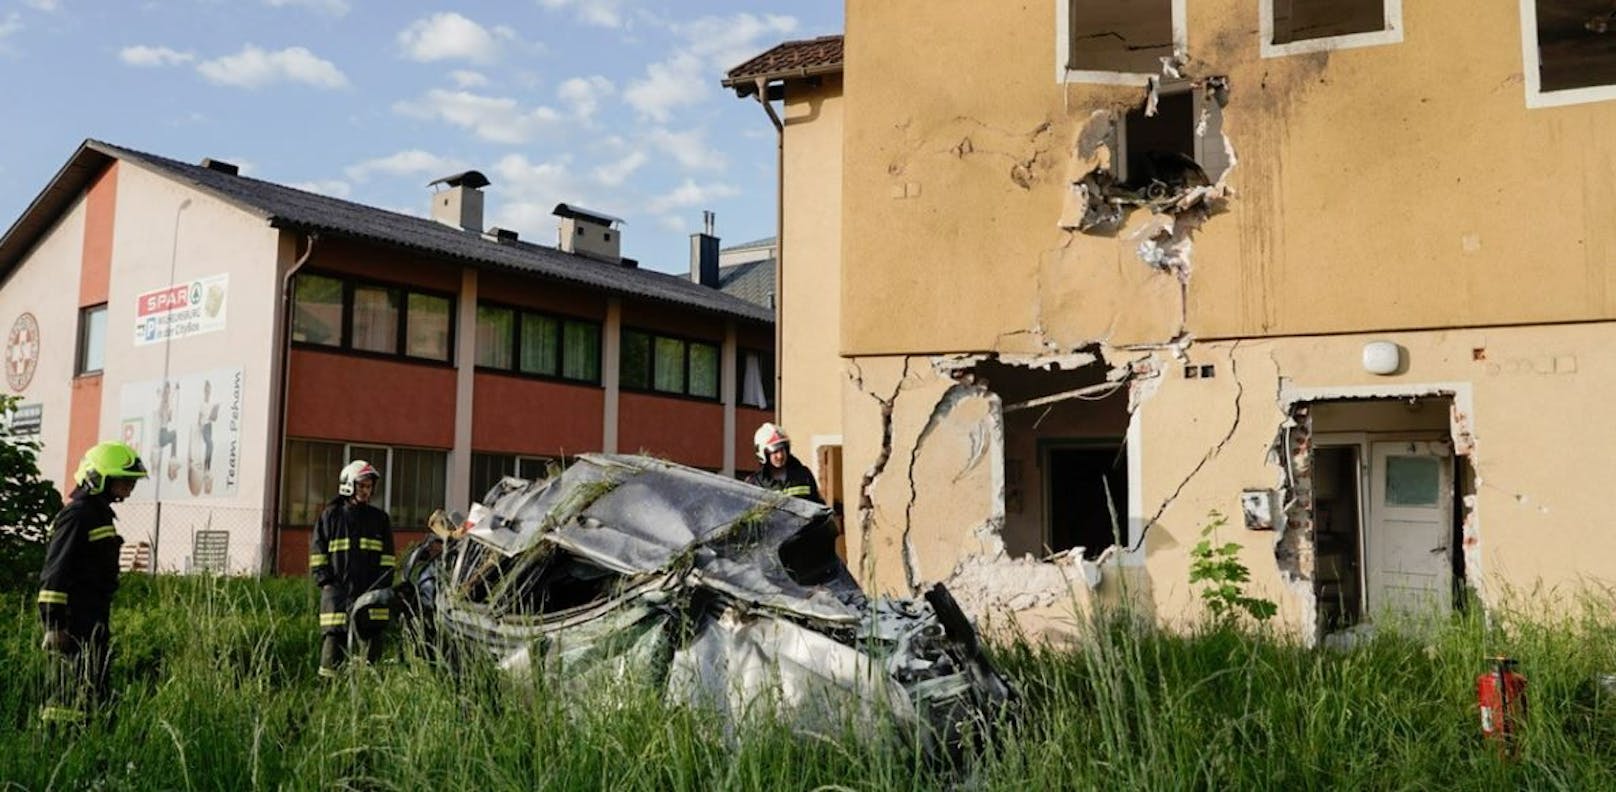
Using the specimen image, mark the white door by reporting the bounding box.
[1366,441,1453,621]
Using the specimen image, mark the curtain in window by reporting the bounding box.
[476,306,514,368]
[352,286,399,353]
[741,352,768,408]
[653,337,686,393]
[561,321,600,381]
[688,343,719,398]
[520,314,559,375]
[407,293,451,361]
[621,331,650,389]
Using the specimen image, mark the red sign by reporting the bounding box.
[139,285,193,317]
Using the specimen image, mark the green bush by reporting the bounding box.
[0,394,62,592]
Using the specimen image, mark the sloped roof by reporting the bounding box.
[717,258,775,309]
[721,235,776,252]
[0,140,773,325]
[723,35,843,92]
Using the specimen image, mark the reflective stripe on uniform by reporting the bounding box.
[319,612,348,627]
[328,538,351,552]
[318,666,340,679]
[369,609,390,622]
[87,525,118,542]
[308,553,329,567]
[359,538,384,552]
[783,486,812,497]
[37,590,68,605]
[379,554,396,568]
[40,706,85,724]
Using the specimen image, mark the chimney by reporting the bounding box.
[428,170,490,231]
[199,158,239,176]
[689,211,720,288]
[553,203,624,263]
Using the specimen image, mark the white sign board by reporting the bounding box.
[134,274,228,346]
[119,368,244,500]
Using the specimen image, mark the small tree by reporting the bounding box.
[1188,510,1277,627]
[0,394,63,591]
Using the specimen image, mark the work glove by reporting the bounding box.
[41,629,76,654]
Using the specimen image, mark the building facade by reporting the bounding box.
[745,1,1616,641]
[0,141,774,575]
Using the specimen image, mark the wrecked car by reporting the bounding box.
[399,453,1015,760]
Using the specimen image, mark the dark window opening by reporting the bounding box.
[1534,0,1616,93]
[1272,0,1386,45]
[736,348,775,409]
[1067,0,1175,75]
[1046,445,1128,559]
[1313,445,1363,633]
[1121,90,1207,193]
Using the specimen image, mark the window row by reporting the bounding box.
[281,439,447,530]
[292,273,454,362]
[469,452,557,502]
[475,304,602,383]
[621,329,720,399]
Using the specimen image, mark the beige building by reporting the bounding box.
[738,1,1616,642]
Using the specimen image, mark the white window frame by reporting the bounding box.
[1110,82,1229,184]
[1260,0,1403,59]
[1518,0,1616,108]
[1055,0,1187,86]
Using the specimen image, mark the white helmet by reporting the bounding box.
[753,422,790,465]
[339,459,380,496]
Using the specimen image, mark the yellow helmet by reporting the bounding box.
[74,441,149,495]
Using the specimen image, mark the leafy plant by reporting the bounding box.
[1188,510,1277,626]
[0,394,62,591]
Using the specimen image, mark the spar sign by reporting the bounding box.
[134,274,228,346]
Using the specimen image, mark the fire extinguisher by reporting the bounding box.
[1477,656,1527,755]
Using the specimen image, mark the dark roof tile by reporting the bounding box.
[723,35,843,87]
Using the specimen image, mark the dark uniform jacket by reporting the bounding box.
[309,496,395,636]
[38,491,123,637]
[746,454,824,504]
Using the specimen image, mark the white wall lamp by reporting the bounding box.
[1362,340,1403,375]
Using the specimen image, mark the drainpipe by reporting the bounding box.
[753,76,785,423]
[264,231,318,576]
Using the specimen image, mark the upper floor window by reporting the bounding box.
[737,347,774,409]
[1521,0,1616,108]
[76,304,107,375]
[291,272,454,363]
[1058,0,1184,85]
[1260,0,1401,58]
[475,302,602,384]
[620,329,720,400]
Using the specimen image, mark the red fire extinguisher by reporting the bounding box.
[1477,656,1527,755]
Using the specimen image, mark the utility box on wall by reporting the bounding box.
[1241,488,1276,531]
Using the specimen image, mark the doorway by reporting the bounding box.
[1044,443,1128,559]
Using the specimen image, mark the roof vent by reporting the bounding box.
[199,158,239,176]
[553,203,624,263]
[428,170,489,232]
[488,227,519,243]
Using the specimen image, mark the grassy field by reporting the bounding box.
[4,575,1616,790]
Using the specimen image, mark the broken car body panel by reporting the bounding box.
[407,453,1014,755]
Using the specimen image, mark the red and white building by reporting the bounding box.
[0,140,776,574]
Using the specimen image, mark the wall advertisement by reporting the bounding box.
[134,274,228,346]
[119,367,244,500]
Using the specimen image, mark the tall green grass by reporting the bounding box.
[4,575,1616,789]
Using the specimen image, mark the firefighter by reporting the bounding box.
[38,440,148,726]
[745,423,823,504]
[309,460,396,677]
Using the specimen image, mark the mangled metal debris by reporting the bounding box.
[401,453,1015,760]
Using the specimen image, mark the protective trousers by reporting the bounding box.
[41,624,111,727]
[318,585,389,678]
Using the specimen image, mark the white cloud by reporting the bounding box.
[0,13,22,50]
[264,0,349,16]
[393,89,560,144]
[398,12,503,64]
[592,149,646,187]
[346,150,468,182]
[197,45,349,89]
[490,153,596,233]
[646,127,724,171]
[623,52,705,123]
[119,45,194,67]
[289,179,352,198]
[450,69,488,88]
[536,0,626,29]
[646,179,738,214]
[557,75,613,120]
[23,0,59,11]
[673,13,798,72]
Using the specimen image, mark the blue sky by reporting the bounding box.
[0,0,843,273]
